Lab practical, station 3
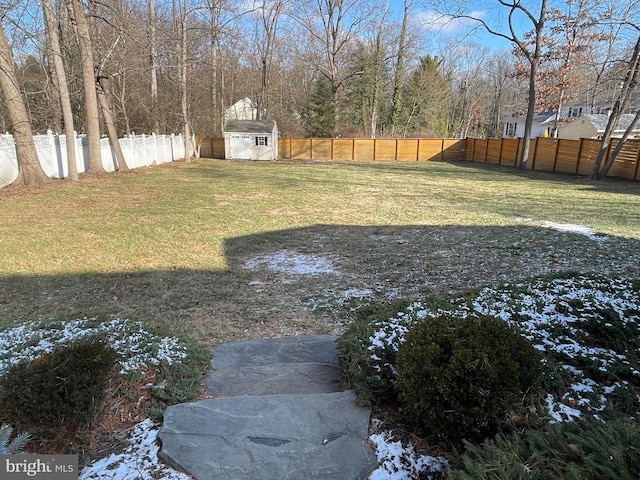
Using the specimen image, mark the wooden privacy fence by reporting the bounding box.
[466,137,640,181]
[199,135,640,182]
[198,137,466,163]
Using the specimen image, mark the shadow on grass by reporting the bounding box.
[445,160,640,196]
[1,224,639,346]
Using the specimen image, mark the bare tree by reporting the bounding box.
[67,0,105,173]
[0,17,48,186]
[390,0,411,137]
[149,0,160,133]
[177,0,192,161]
[441,0,549,167]
[249,0,287,120]
[43,0,78,181]
[293,0,375,96]
[592,34,640,178]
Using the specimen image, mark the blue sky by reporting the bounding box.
[395,0,528,52]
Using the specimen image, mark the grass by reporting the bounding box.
[0,159,639,346]
[1,160,638,276]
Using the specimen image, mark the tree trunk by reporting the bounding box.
[149,0,159,133]
[180,0,192,161]
[591,35,640,178]
[600,109,640,177]
[67,0,105,174]
[517,0,547,168]
[390,0,410,137]
[369,3,388,139]
[518,61,538,168]
[43,0,78,181]
[96,77,129,171]
[0,20,48,186]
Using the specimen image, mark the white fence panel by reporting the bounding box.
[0,134,18,188]
[0,132,186,188]
[100,138,118,172]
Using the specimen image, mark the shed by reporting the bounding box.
[224,120,278,161]
[557,113,640,140]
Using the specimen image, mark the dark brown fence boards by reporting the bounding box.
[466,137,640,181]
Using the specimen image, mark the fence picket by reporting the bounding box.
[0,131,185,188]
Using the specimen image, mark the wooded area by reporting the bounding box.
[1,0,640,184]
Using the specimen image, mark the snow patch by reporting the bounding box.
[368,431,449,480]
[80,419,189,480]
[243,249,339,275]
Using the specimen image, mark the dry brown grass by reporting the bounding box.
[1,160,639,347]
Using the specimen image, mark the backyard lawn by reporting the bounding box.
[1,158,640,478]
[0,159,638,346]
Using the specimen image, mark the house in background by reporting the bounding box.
[501,104,615,139]
[223,120,278,161]
[557,113,640,140]
[224,97,258,122]
[502,110,557,138]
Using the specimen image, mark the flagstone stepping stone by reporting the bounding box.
[157,335,377,480]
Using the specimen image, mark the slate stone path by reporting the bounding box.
[158,335,377,480]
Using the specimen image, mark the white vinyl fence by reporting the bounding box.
[0,131,187,189]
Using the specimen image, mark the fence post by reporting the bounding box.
[575,138,584,175]
[497,138,504,165]
[46,129,60,178]
[552,139,560,172]
[634,141,640,181]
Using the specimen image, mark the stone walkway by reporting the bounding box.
[158,335,377,480]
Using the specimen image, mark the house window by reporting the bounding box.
[255,136,268,146]
[506,123,517,137]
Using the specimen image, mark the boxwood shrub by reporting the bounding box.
[396,314,542,444]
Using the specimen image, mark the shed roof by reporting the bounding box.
[224,120,275,134]
[581,113,639,132]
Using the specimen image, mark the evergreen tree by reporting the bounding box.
[302,76,336,137]
[402,55,451,137]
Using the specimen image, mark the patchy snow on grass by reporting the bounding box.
[0,318,188,376]
[243,249,339,275]
[367,275,640,423]
[515,217,606,241]
[80,419,189,480]
[368,431,449,480]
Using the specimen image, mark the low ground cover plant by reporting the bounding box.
[338,272,640,477]
[0,315,210,461]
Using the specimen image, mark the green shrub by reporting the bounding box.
[396,314,541,444]
[0,335,118,435]
[336,300,411,405]
[450,418,640,480]
[147,340,212,420]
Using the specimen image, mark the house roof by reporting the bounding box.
[502,110,556,124]
[224,120,276,134]
[580,114,639,133]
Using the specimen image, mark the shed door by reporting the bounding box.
[230,135,252,159]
